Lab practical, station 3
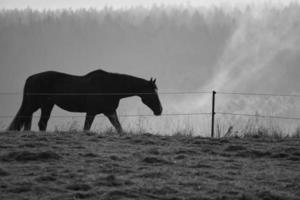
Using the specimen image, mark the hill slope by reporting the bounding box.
[0,131,300,200]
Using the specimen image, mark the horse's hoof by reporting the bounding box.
[118,131,125,136]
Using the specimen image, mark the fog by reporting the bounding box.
[0,5,299,135]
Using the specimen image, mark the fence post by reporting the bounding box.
[211,90,216,138]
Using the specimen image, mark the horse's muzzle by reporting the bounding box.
[154,106,163,116]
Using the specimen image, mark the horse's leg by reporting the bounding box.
[84,113,96,131]
[38,103,54,131]
[23,114,33,131]
[105,111,123,134]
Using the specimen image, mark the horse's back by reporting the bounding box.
[25,71,88,93]
[23,71,95,112]
[21,69,137,113]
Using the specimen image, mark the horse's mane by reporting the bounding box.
[85,69,158,91]
[85,69,109,76]
[86,69,147,83]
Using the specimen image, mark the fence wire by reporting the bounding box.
[217,91,300,98]
[0,112,212,119]
[0,91,211,96]
[0,91,299,121]
[1,91,299,96]
[216,112,300,121]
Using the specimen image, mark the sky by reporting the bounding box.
[0,0,298,10]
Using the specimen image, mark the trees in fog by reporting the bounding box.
[0,7,235,91]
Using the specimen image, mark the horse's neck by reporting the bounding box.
[119,76,147,98]
[88,72,148,98]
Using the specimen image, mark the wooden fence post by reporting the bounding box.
[211,90,216,138]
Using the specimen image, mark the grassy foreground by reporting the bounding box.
[0,131,300,200]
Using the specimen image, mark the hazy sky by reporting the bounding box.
[0,0,297,10]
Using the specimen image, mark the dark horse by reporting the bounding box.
[8,69,163,133]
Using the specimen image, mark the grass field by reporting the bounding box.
[0,131,300,200]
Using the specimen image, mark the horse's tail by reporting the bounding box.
[7,77,33,131]
[7,94,28,131]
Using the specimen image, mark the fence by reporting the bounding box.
[0,91,300,137]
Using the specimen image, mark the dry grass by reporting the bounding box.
[214,118,300,139]
[0,130,299,200]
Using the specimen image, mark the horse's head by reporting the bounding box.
[140,78,163,116]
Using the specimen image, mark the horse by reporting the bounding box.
[7,69,163,133]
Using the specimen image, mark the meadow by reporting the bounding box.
[0,130,299,200]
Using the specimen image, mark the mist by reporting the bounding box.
[0,4,299,135]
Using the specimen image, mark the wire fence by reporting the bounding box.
[0,90,299,136]
[0,112,212,119]
[216,112,300,120]
[1,91,300,96]
[0,91,211,96]
[217,91,300,97]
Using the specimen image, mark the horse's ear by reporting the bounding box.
[149,78,156,85]
[150,78,156,83]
